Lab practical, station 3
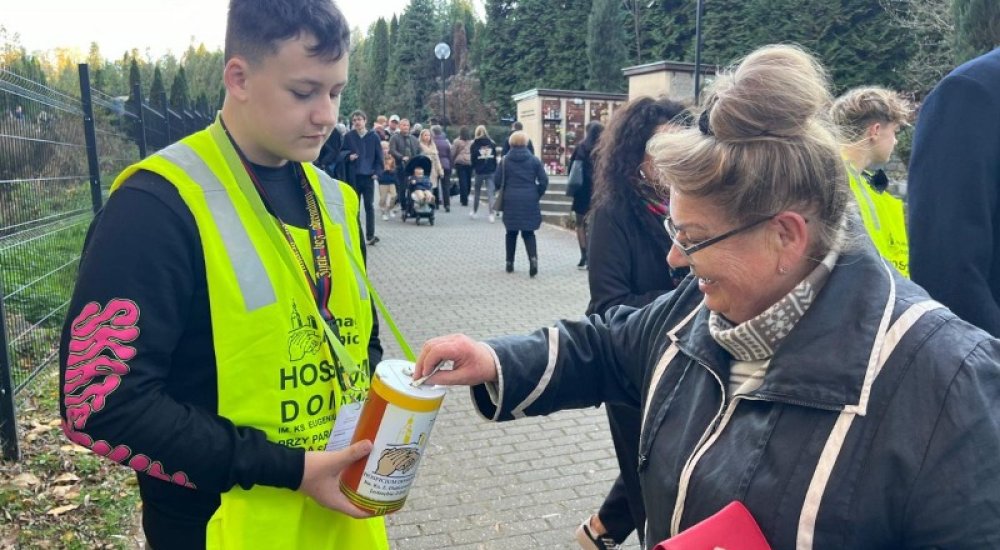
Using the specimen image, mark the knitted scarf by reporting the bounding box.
[709,247,840,361]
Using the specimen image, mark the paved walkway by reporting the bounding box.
[364,198,640,549]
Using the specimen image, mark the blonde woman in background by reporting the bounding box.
[418,128,444,199]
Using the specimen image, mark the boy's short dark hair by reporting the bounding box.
[351,110,367,121]
[225,0,351,64]
[512,121,524,131]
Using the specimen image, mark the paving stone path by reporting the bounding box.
[364,197,640,549]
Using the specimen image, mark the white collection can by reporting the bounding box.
[339,360,446,515]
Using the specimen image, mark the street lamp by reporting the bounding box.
[434,42,451,128]
[693,0,705,105]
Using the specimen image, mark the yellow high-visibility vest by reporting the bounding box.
[112,119,388,549]
[847,164,910,278]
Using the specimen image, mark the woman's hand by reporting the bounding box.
[414,334,498,386]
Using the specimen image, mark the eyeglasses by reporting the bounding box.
[664,214,776,256]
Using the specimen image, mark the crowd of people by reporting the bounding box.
[57,0,1000,548]
[314,110,525,244]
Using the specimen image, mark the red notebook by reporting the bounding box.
[653,501,772,550]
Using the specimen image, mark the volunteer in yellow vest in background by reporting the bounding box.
[57,1,388,548]
[831,86,912,277]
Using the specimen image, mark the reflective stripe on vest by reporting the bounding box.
[158,142,277,310]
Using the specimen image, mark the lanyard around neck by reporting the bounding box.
[220,122,337,330]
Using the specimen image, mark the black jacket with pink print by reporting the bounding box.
[473,235,1000,549]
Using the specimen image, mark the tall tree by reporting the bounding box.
[170,66,191,110]
[953,0,1000,63]
[361,18,390,116]
[477,0,520,116]
[149,65,166,111]
[587,0,629,91]
[544,0,592,90]
[384,0,439,118]
[452,21,469,74]
[879,0,955,96]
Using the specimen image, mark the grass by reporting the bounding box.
[0,367,141,549]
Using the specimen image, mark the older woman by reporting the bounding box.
[496,131,548,277]
[413,45,1000,548]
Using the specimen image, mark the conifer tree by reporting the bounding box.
[169,66,190,111]
[149,66,166,111]
[384,0,439,118]
[361,18,390,116]
[587,0,629,91]
[476,0,520,116]
[953,0,1000,63]
[545,0,592,90]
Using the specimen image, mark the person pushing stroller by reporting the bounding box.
[401,155,437,225]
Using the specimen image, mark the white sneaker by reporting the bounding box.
[390,210,396,218]
[489,214,495,223]
[469,211,477,219]
[382,214,389,221]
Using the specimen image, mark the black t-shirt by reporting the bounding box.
[58,164,381,548]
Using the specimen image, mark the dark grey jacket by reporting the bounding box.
[497,147,548,232]
[474,236,1000,549]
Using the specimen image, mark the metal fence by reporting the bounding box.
[0,63,213,460]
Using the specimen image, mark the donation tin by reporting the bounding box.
[340,359,446,515]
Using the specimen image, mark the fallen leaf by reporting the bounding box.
[12,473,40,488]
[45,504,78,516]
[48,419,63,427]
[52,473,80,484]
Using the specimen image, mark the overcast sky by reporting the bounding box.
[4,0,445,59]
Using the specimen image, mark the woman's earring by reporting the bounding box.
[778,265,788,275]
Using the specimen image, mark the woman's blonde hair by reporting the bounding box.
[474,125,489,139]
[648,44,849,254]
[508,130,529,147]
[830,86,911,142]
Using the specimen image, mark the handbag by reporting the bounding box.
[494,161,507,212]
[565,158,584,197]
[653,501,771,550]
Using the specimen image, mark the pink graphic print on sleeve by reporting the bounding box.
[62,299,195,488]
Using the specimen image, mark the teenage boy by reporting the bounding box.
[344,110,384,245]
[830,86,911,277]
[58,0,387,548]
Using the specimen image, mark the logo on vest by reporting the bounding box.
[277,302,367,445]
[287,303,322,362]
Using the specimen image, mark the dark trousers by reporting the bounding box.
[456,164,473,206]
[394,167,408,210]
[505,230,537,262]
[352,174,376,240]
[436,168,453,209]
[598,403,646,544]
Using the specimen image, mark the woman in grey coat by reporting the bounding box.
[497,131,548,277]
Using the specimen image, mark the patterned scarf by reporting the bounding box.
[709,246,840,361]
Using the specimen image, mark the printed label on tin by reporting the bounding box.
[356,403,438,501]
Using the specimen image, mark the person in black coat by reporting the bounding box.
[570,121,604,269]
[497,132,548,277]
[908,47,1000,336]
[576,97,691,549]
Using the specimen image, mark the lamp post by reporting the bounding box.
[434,42,451,128]
[693,0,705,106]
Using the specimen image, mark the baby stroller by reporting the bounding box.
[401,155,436,226]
